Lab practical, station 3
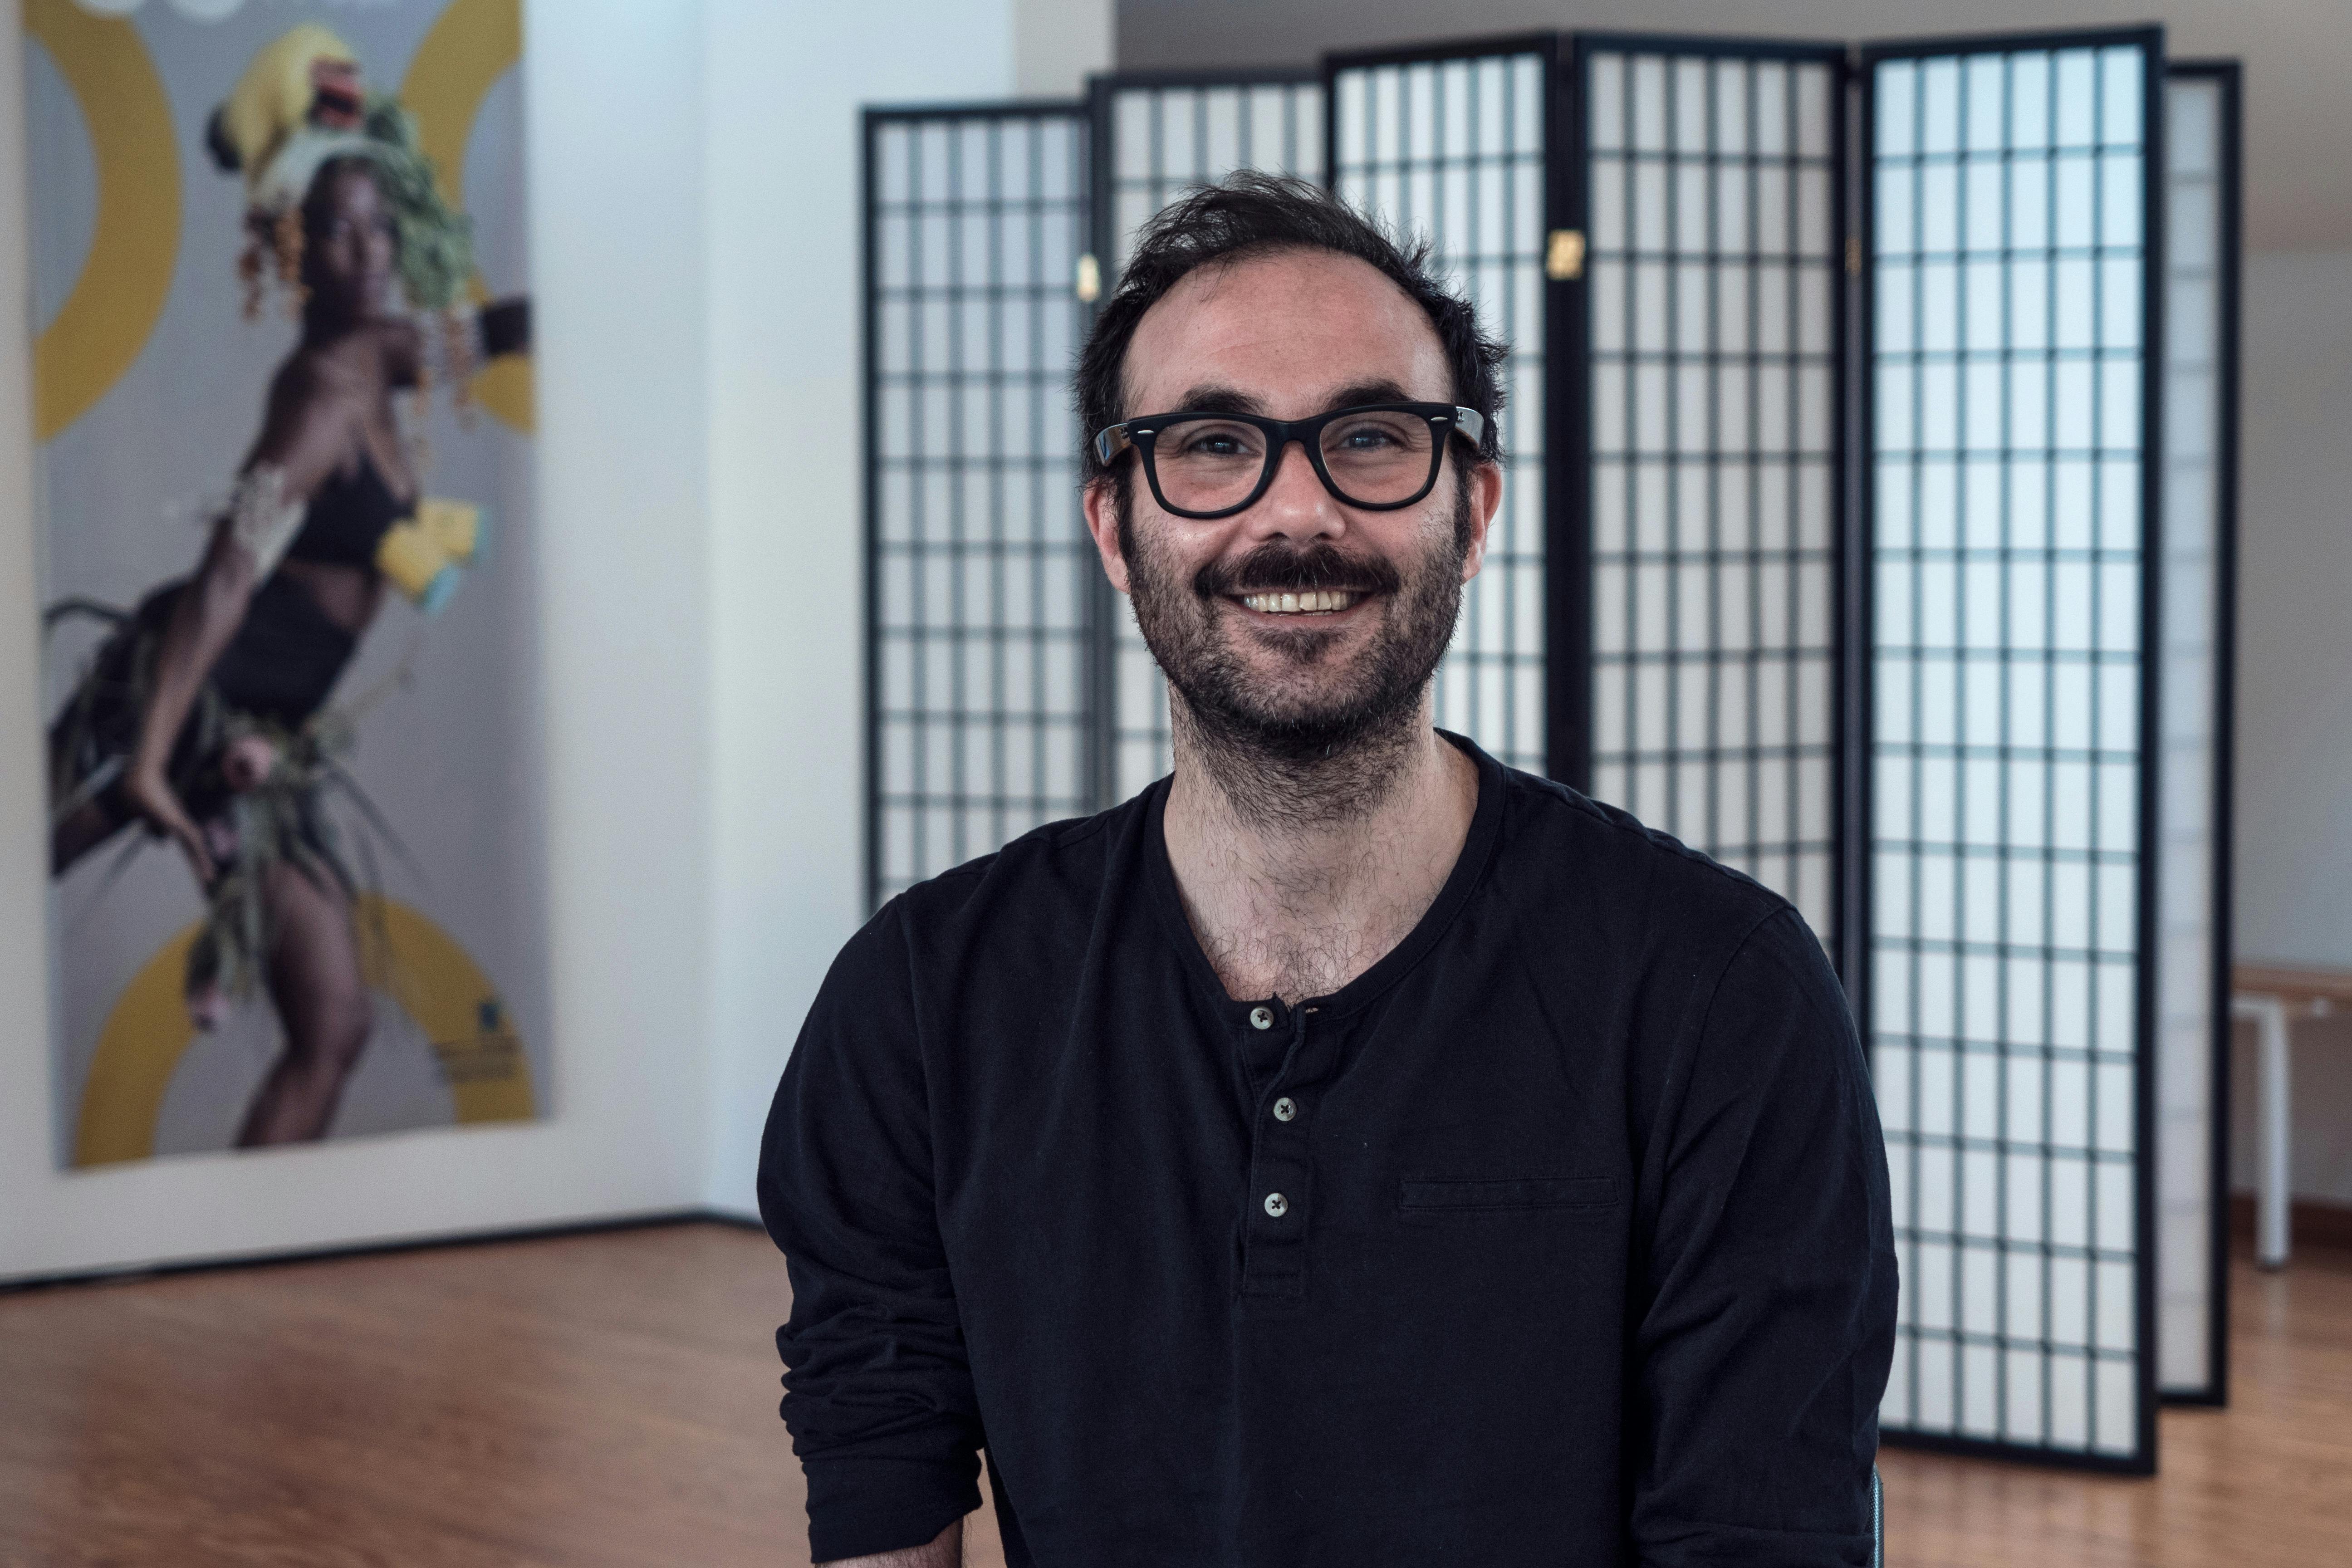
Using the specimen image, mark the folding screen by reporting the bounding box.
[1329,37,1557,777]
[1862,28,2164,1469]
[1091,72,1324,802]
[2153,60,2239,1406]
[860,30,2242,1468]
[865,105,1095,901]
[1568,34,1847,949]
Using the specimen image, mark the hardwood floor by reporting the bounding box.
[1,1221,2344,1566]
[1879,1244,2352,1568]
[0,1221,978,1568]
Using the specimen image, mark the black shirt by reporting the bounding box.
[760,736,1896,1566]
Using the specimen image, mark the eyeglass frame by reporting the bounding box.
[1089,402,1489,521]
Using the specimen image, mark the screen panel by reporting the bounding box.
[1864,30,2162,1470]
[1574,36,1845,943]
[1332,41,1553,776]
[866,106,1094,905]
[1095,74,1325,801]
[2154,62,2238,1405]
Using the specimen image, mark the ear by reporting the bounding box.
[1082,477,1132,596]
[1458,459,1503,586]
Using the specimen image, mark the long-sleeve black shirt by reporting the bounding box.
[760,737,1896,1566]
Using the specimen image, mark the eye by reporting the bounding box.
[1329,418,1410,452]
[1171,423,1259,459]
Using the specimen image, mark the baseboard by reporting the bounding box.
[0,1206,762,1296]
[2229,1192,2352,1251]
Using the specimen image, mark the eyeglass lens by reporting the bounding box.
[1148,411,1438,514]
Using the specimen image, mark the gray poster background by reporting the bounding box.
[26,0,548,1164]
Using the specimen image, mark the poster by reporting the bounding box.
[23,0,546,1165]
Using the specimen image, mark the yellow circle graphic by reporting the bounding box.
[400,0,532,433]
[72,895,537,1168]
[24,0,181,444]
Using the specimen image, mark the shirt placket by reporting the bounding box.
[1238,1001,1315,1302]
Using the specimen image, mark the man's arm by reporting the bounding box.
[818,1517,960,1568]
[1630,907,1897,1568]
[761,902,985,1563]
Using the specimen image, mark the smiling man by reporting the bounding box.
[760,174,1896,1568]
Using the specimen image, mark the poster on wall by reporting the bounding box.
[23,0,547,1166]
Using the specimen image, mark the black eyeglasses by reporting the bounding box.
[1092,402,1487,521]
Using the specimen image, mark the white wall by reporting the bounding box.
[1018,0,1114,99]
[699,0,1101,1219]
[698,0,1111,1217]
[2234,252,2352,971]
[2228,250,2352,1206]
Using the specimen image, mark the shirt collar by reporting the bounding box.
[1143,730,1506,1027]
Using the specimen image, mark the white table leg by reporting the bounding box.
[2232,995,2293,1269]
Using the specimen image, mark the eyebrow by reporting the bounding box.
[1160,378,1422,419]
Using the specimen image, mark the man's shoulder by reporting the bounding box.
[881,790,1149,942]
[1488,761,1803,949]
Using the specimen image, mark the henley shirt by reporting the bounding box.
[760,735,1896,1566]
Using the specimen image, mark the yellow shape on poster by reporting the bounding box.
[23,0,181,443]
[401,0,533,434]
[73,897,535,1169]
[71,923,203,1171]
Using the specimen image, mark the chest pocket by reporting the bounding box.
[1398,1175,1616,1212]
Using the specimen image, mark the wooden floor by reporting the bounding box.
[1878,1242,2352,1568]
[2,1222,2346,1566]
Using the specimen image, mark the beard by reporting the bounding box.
[1121,480,1470,826]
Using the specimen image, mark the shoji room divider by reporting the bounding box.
[864,102,1094,904]
[1862,29,2167,1466]
[860,24,2240,1472]
[2153,59,2240,1410]
[1564,35,1850,953]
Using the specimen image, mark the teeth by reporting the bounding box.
[1241,590,1361,615]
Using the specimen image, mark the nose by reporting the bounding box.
[1245,436,1346,544]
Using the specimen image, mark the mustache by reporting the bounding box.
[1193,542,1402,601]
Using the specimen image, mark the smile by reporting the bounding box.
[1237,590,1363,616]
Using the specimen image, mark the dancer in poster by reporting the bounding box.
[44,26,527,1147]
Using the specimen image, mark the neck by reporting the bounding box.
[301,303,377,348]
[1161,690,1480,1003]
[1170,670,1430,832]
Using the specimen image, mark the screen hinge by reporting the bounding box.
[1544,228,1585,281]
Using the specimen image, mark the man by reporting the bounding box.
[761,173,1895,1567]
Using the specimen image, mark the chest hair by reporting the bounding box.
[1191,878,1440,1004]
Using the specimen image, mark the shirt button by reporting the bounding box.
[1272,1097,1297,1122]
[1249,1006,1274,1030]
[1263,1192,1289,1217]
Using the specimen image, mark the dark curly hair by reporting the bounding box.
[1075,172,1508,495]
